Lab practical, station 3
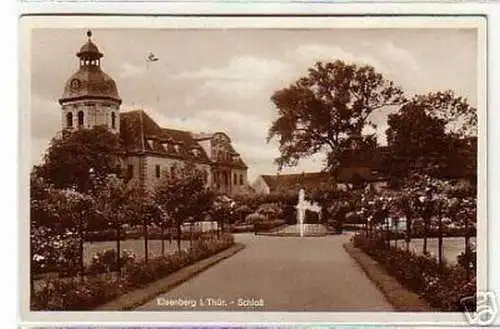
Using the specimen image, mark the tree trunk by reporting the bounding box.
[406,215,412,252]
[143,219,149,263]
[438,215,444,274]
[386,217,390,249]
[116,221,121,273]
[177,220,182,252]
[423,216,429,255]
[79,216,85,282]
[169,221,173,244]
[190,223,193,250]
[465,218,471,281]
[161,221,165,257]
[220,217,225,238]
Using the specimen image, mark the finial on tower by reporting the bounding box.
[86,30,92,39]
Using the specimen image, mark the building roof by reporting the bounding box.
[59,66,121,104]
[261,172,329,192]
[120,110,248,169]
[260,167,385,192]
[59,31,120,104]
[77,30,103,58]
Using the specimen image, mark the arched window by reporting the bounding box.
[66,112,73,128]
[77,111,84,127]
[111,112,116,129]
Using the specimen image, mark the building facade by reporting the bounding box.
[59,31,249,195]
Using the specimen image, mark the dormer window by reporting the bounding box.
[162,143,169,152]
[147,139,154,149]
[174,144,180,153]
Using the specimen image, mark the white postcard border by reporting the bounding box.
[19,14,488,325]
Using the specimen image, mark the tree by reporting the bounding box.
[30,176,94,279]
[267,60,406,174]
[386,91,477,180]
[155,163,214,252]
[386,103,450,179]
[36,126,122,192]
[405,90,477,138]
[92,174,140,272]
[211,195,234,237]
[135,193,162,263]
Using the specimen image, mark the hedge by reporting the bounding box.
[352,234,476,312]
[31,235,234,311]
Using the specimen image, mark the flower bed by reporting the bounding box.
[352,234,476,311]
[31,235,234,311]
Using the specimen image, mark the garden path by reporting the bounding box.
[136,233,394,311]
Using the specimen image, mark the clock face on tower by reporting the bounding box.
[70,78,81,91]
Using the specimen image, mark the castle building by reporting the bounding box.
[59,31,249,195]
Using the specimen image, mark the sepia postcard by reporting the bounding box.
[19,14,489,325]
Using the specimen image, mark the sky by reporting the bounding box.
[30,28,478,182]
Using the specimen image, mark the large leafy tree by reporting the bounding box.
[154,163,214,251]
[385,90,477,180]
[35,126,122,192]
[267,60,406,173]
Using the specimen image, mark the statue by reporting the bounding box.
[295,188,323,237]
[296,188,306,237]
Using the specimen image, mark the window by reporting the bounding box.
[240,174,244,185]
[111,112,116,129]
[77,111,84,127]
[233,173,237,185]
[147,140,154,149]
[127,165,133,179]
[170,166,176,179]
[66,112,73,128]
[155,165,161,178]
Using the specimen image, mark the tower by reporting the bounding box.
[59,30,122,133]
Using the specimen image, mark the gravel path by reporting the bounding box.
[136,233,394,311]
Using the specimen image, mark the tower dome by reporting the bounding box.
[59,30,121,104]
[59,30,121,133]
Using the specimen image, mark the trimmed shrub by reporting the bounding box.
[352,234,476,311]
[31,234,235,311]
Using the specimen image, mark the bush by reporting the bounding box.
[231,224,254,233]
[84,227,204,242]
[32,234,235,310]
[254,219,286,232]
[457,248,476,272]
[352,234,475,311]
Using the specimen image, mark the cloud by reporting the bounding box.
[292,44,383,70]
[380,41,421,74]
[174,56,292,99]
[119,63,145,78]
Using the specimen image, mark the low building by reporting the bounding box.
[252,169,387,195]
